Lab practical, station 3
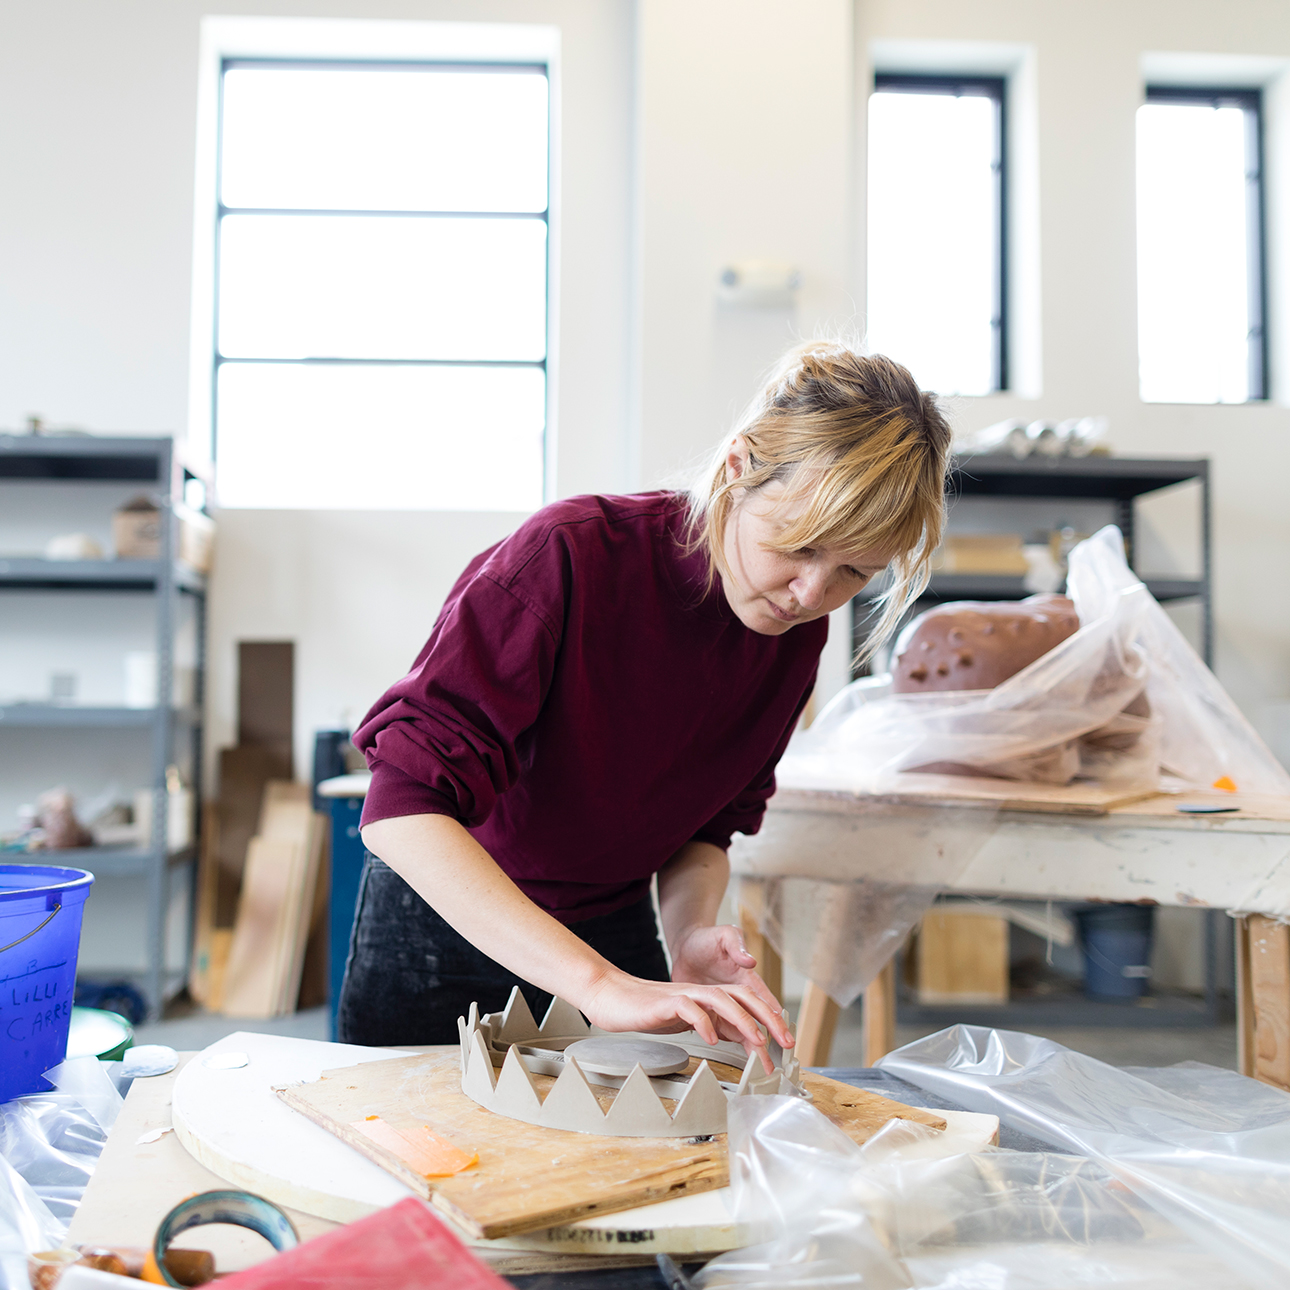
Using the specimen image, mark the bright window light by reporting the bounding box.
[213,61,550,510]
[1136,89,1264,403]
[217,363,545,510]
[868,76,1005,396]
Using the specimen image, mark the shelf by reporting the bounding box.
[951,454,1208,499]
[0,704,202,728]
[0,434,170,482]
[858,575,1204,604]
[0,844,197,877]
[0,557,206,593]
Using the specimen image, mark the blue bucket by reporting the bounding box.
[0,864,94,1103]
[1076,904,1154,1000]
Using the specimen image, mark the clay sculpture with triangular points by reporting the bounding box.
[457,986,804,1138]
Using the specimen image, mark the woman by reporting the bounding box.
[338,342,951,1066]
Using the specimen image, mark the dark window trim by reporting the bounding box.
[1144,85,1267,401]
[210,55,552,474]
[872,73,1008,393]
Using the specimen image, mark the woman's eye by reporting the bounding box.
[847,567,868,581]
[797,547,816,558]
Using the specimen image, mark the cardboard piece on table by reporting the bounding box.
[277,1049,945,1240]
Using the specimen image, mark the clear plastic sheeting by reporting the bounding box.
[0,1057,123,1289]
[735,797,999,1005]
[879,1027,1290,1290]
[778,526,1290,794]
[0,1154,61,1290]
[695,1092,1253,1290]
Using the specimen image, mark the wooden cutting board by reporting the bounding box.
[277,1050,946,1240]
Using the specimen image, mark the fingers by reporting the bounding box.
[735,968,787,1023]
[722,925,757,969]
[672,995,720,1046]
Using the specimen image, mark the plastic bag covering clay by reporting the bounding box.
[777,526,1290,794]
[694,1093,1246,1289]
[0,1056,122,1289]
[879,1026,1290,1290]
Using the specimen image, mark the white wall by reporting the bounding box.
[635,0,860,701]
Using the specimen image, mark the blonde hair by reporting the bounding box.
[688,341,951,661]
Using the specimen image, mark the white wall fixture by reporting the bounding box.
[458,987,803,1137]
[715,260,802,308]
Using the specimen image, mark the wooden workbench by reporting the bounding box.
[731,777,1290,1086]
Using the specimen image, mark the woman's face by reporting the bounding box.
[720,446,893,637]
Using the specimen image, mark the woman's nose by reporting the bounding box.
[790,569,828,610]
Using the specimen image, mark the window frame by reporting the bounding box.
[1141,84,1267,402]
[870,72,1009,393]
[210,55,552,501]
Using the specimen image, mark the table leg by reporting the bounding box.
[736,881,782,1001]
[797,981,839,1066]
[862,958,897,1067]
[1237,914,1290,1090]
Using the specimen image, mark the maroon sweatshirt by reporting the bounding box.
[355,492,826,924]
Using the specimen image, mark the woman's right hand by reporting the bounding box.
[579,968,793,1072]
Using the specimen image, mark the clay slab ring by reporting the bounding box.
[563,1037,690,1077]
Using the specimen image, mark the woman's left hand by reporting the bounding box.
[669,924,786,1023]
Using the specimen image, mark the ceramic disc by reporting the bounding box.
[563,1037,690,1077]
[1176,803,1240,814]
[123,1044,179,1078]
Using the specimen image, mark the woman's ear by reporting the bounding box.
[724,436,749,487]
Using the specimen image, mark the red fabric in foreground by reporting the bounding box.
[216,1198,509,1289]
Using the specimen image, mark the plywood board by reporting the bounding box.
[880,773,1163,816]
[221,837,304,1018]
[277,1050,946,1240]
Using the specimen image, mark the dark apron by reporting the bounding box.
[336,856,671,1046]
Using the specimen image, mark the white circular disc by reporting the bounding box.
[564,1037,689,1077]
[203,1050,249,1070]
[123,1044,179,1077]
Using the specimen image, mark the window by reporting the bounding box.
[212,60,550,509]
[867,74,1006,395]
[1136,87,1265,403]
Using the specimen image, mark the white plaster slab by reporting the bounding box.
[171,1032,996,1257]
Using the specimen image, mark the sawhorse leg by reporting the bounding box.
[797,958,897,1068]
[1236,914,1290,1089]
[736,880,782,1002]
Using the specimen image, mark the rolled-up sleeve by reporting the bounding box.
[688,668,818,851]
[354,569,561,830]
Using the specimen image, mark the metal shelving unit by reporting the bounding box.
[851,453,1223,1027]
[855,453,1212,662]
[0,433,207,1017]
